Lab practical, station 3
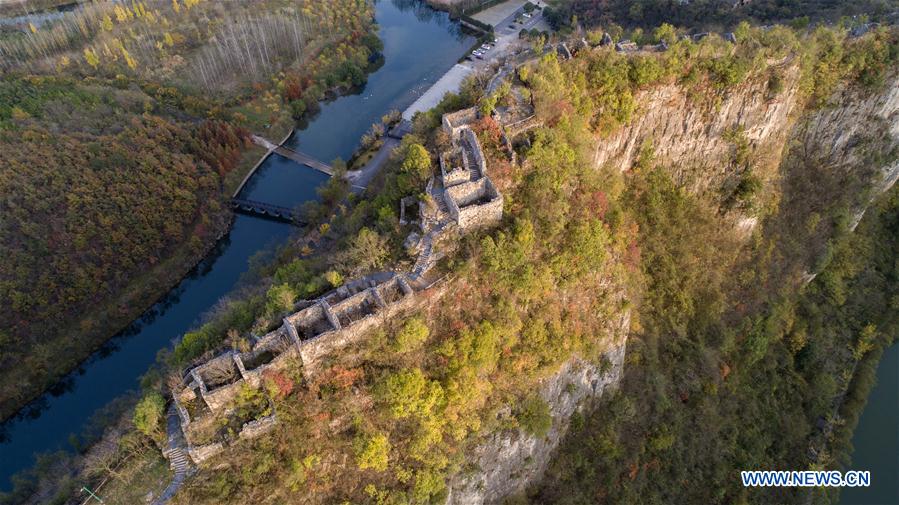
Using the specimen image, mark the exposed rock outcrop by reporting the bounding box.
[447,68,899,505]
[594,67,899,230]
[593,63,804,197]
[447,313,630,504]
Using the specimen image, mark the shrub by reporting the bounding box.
[517,395,552,437]
[379,368,444,420]
[265,283,297,316]
[133,392,165,439]
[393,317,430,353]
[354,432,390,471]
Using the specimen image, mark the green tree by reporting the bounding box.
[354,432,391,471]
[401,143,431,180]
[517,395,552,437]
[265,283,297,316]
[392,317,430,353]
[133,392,165,439]
[653,23,677,45]
[379,368,444,420]
[342,227,388,274]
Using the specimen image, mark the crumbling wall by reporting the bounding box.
[444,178,503,230]
[239,414,278,440]
[236,334,297,389]
[442,107,478,139]
[457,194,504,230]
[188,442,224,464]
[286,302,339,340]
[461,127,487,176]
[193,353,244,411]
[446,178,488,207]
[299,277,421,375]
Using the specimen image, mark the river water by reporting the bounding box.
[0,0,472,489]
[839,343,899,505]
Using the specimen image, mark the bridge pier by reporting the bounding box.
[231,198,305,225]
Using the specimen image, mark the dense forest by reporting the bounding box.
[544,0,899,32]
[536,160,899,505]
[0,0,381,422]
[0,75,248,421]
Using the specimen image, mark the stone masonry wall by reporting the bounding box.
[457,194,504,230]
[173,106,505,467]
[462,127,487,176]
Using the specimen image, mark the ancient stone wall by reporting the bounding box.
[443,177,503,230]
[285,302,339,340]
[188,442,224,464]
[442,107,478,139]
[457,193,504,230]
[461,127,487,176]
[299,276,422,375]
[171,107,505,468]
[238,414,278,440]
[446,178,488,207]
[193,352,245,411]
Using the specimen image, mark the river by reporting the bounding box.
[839,343,899,505]
[0,0,472,489]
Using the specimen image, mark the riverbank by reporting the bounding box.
[0,0,80,17]
[0,198,234,424]
[0,3,475,498]
[835,341,898,504]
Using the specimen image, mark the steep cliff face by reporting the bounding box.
[795,73,899,229]
[446,313,630,504]
[593,62,804,200]
[593,66,899,237]
[446,70,899,505]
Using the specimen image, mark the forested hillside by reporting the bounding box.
[536,166,899,505]
[527,20,899,505]
[0,75,248,420]
[0,0,381,422]
[545,0,899,33]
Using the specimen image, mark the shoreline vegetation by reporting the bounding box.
[0,0,383,422]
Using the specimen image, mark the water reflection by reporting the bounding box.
[0,0,473,490]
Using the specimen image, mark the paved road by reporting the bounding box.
[402,64,474,121]
[346,136,400,192]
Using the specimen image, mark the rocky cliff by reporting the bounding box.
[593,61,804,201]
[446,312,630,504]
[593,65,899,223]
[796,73,899,230]
[445,68,899,505]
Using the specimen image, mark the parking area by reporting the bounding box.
[471,0,529,27]
[463,1,546,69]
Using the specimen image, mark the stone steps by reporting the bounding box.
[167,448,191,474]
[412,238,433,277]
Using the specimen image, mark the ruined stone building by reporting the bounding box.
[168,108,505,466]
[437,108,504,232]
